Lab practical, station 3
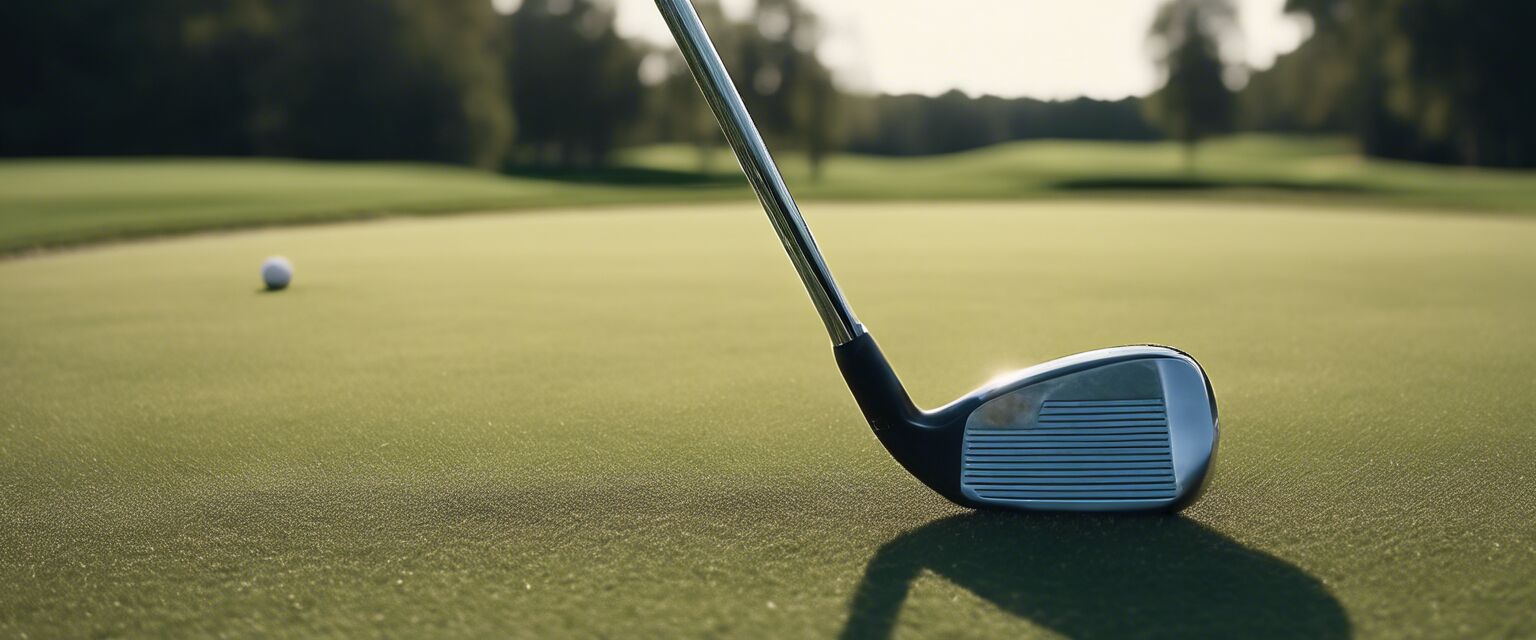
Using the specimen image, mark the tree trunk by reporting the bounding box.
[696,136,712,174]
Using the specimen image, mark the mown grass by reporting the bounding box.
[2,135,1532,254]
[0,158,715,254]
[3,201,1533,637]
[620,135,1536,210]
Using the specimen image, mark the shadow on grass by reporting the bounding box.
[502,165,742,187]
[1052,176,1372,193]
[840,513,1349,640]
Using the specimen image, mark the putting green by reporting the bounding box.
[2,201,1533,638]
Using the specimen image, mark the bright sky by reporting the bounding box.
[611,0,1311,100]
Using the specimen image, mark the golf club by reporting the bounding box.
[655,0,1218,512]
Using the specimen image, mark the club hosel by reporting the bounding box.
[833,333,979,507]
[833,333,924,433]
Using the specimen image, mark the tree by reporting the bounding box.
[791,60,839,180]
[1145,0,1239,172]
[645,0,845,177]
[396,0,514,168]
[0,0,277,156]
[1271,0,1448,163]
[1382,0,1535,167]
[257,0,510,168]
[645,0,734,173]
[503,0,643,168]
[738,0,841,180]
[1247,0,1536,168]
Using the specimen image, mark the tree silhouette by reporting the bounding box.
[1145,0,1238,173]
[648,0,734,173]
[257,0,510,167]
[738,0,840,180]
[503,0,643,168]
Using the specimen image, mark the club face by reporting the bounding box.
[956,346,1218,512]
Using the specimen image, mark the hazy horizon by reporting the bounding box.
[601,0,1310,101]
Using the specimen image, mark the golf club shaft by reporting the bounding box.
[655,0,865,345]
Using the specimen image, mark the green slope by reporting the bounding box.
[0,158,715,254]
[3,202,1533,637]
[622,135,1536,209]
[3,135,1533,254]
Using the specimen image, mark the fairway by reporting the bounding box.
[4,137,1534,255]
[3,201,1534,637]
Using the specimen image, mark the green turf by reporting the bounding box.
[0,158,717,255]
[624,135,1536,212]
[3,135,1533,254]
[2,201,1533,637]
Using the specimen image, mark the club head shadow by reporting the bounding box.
[841,513,1348,639]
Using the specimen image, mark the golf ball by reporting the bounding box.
[261,256,293,290]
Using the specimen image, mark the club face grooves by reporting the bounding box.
[958,353,1216,512]
[964,397,1179,503]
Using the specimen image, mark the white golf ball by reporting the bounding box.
[261,256,293,291]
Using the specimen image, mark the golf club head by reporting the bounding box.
[835,335,1218,513]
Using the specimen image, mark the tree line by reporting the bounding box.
[0,0,1166,173]
[0,0,840,170]
[1164,0,1535,168]
[2,0,1531,170]
[845,93,1158,157]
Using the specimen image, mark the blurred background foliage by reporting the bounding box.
[1,0,1533,172]
[1143,0,1239,171]
[1249,0,1536,167]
